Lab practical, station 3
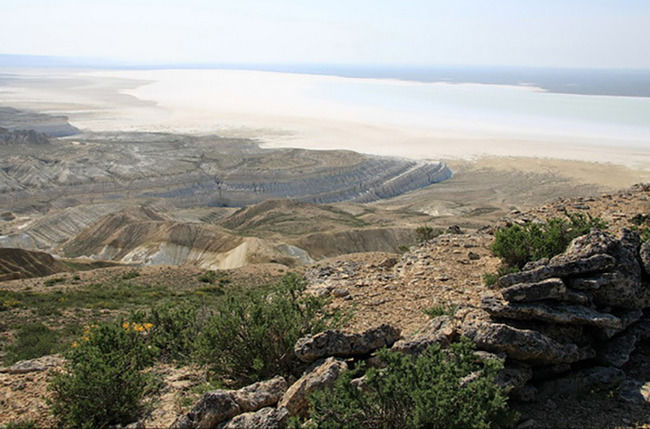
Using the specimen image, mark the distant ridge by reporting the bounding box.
[2,54,649,97]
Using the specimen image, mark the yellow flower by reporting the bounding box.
[123,322,130,330]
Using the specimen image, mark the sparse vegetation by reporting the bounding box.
[44,277,66,287]
[3,323,59,365]
[121,270,140,280]
[422,304,458,318]
[308,339,514,429]
[194,273,342,386]
[491,213,606,269]
[415,225,441,243]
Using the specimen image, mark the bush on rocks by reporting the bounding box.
[307,339,514,429]
[491,213,606,269]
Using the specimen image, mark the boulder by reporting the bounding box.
[391,316,458,355]
[170,376,287,429]
[463,321,593,364]
[221,407,289,429]
[294,324,401,363]
[278,357,347,417]
[481,295,622,329]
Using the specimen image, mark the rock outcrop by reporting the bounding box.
[463,229,650,402]
[170,376,287,429]
[0,127,49,145]
[294,324,401,363]
[278,357,348,417]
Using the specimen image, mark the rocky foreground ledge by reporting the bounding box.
[463,228,650,404]
[170,228,650,428]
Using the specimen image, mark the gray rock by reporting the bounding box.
[599,308,643,338]
[0,354,63,374]
[294,324,401,363]
[511,384,537,402]
[536,366,625,400]
[499,278,566,302]
[278,357,347,417]
[170,377,287,429]
[522,258,549,271]
[481,295,622,329]
[463,321,593,364]
[391,316,458,355]
[221,407,289,429]
[640,240,650,276]
[498,254,615,287]
[566,229,645,309]
[618,379,650,404]
[496,362,533,393]
[597,321,650,367]
[468,251,481,260]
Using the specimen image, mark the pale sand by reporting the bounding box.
[2,68,649,176]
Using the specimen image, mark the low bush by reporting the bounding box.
[48,322,155,429]
[491,213,606,269]
[132,302,200,363]
[422,304,458,318]
[416,225,441,243]
[308,339,513,429]
[194,273,341,386]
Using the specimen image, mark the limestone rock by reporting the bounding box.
[170,376,287,429]
[391,315,458,355]
[294,324,401,363]
[230,377,288,413]
[279,357,347,417]
[597,321,650,367]
[463,321,593,364]
[481,295,622,329]
[498,254,615,287]
[221,407,289,429]
[499,278,566,302]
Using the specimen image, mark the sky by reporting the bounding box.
[1,0,649,68]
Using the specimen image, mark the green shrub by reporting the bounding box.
[308,339,513,429]
[131,302,200,363]
[194,273,341,386]
[416,225,441,243]
[44,277,66,287]
[121,270,140,280]
[491,213,606,269]
[48,321,155,429]
[4,323,59,365]
[422,304,457,318]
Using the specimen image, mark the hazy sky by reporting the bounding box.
[1,0,649,68]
